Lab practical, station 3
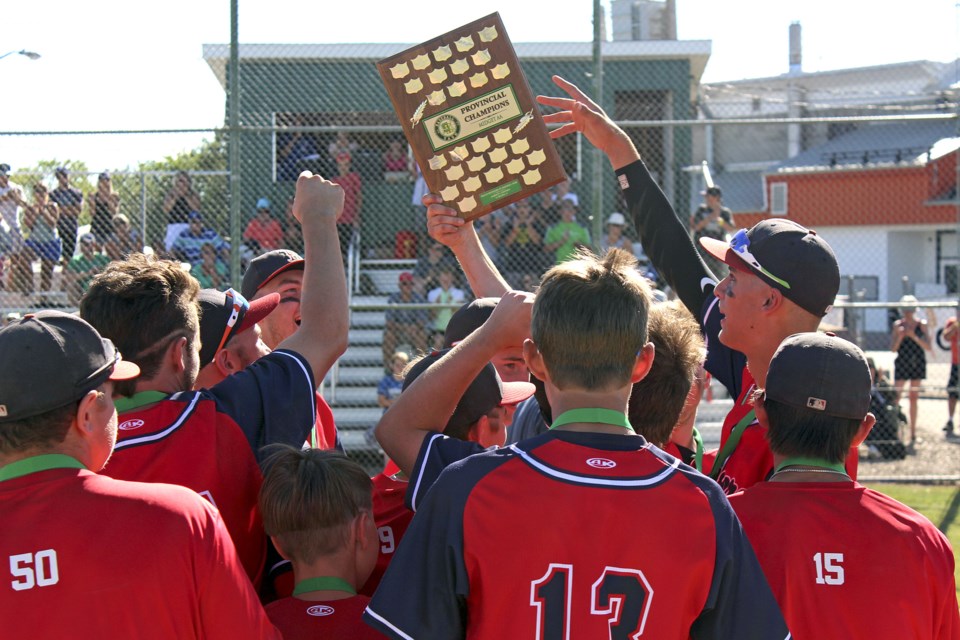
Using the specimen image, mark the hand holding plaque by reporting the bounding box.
[377,12,566,221]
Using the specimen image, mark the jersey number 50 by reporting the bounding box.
[530,563,652,640]
[10,550,59,591]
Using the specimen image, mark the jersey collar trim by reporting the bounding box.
[0,454,85,482]
[113,390,169,413]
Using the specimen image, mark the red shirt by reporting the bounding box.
[0,456,279,639]
[308,393,340,451]
[266,595,385,639]
[244,217,284,251]
[332,172,362,225]
[730,481,960,640]
[360,473,413,597]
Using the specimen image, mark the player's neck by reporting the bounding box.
[548,389,633,435]
[291,559,359,602]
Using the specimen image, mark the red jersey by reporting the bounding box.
[0,455,279,639]
[106,349,317,586]
[266,595,385,639]
[366,430,788,639]
[360,473,413,597]
[308,392,341,451]
[332,172,362,225]
[244,218,284,252]
[730,481,959,640]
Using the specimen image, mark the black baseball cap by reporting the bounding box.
[765,332,871,420]
[0,311,140,422]
[442,297,499,347]
[55,166,69,176]
[198,288,280,367]
[700,219,839,317]
[0,164,10,176]
[402,349,535,434]
[701,186,722,197]
[241,249,304,300]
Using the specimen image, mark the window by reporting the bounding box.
[770,182,788,216]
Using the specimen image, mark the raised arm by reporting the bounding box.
[537,75,715,317]
[424,193,511,297]
[276,171,350,382]
[375,290,534,476]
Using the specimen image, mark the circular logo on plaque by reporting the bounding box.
[434,114,461,142]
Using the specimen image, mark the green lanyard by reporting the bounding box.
[0,454,85,482]
[692,427,704,472]
[708,407,756,480]
[774,457,846,474]
[549,408,635,433]
[292,576,357,597]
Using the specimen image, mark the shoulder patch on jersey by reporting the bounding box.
[618,174,629,190]
[306,604,335,617]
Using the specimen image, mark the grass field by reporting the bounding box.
[867,482,960,601]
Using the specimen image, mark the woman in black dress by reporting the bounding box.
[891,294,931,453]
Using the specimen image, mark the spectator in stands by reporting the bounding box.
[501,198,545,283]
[383,140,409,183]
[191,242,229,289]
[161,170,202,252]
[243,198,283,253]
[49,166,83,264]
[0,164,27,292]
[531,187,558,227]
[543,198,590,264]
[20,183,61,299]
[552,175,579,207]
[87,171,120,247]
[689,186,734,278]
[332,151,362,261]
[382,271,429,363]
[172,211,228,267]
[474,211,504,271]
[599,211,634,254]
[277,115,320,182]
[427,266,467,349]
[377,351,409,415]
[64,233,110,305]
[103,213,141,261]
[328,131,359,161]
[412,241,455,295]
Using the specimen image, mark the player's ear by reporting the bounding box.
[752,389,770,428]
[169,335,189,373]
[73,389,101,437]
[523,339,548,382]
[214,347,237,376]
[354,510,374,551]
[761,287,783,312]
[850,412,876,447]
[630,342,655,384]
[466,417,485,445]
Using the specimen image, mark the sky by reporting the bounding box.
[2,0,958,172]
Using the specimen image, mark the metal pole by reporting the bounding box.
[590,0,604,249]
[227,0,242,285]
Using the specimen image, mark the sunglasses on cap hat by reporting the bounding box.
[214,289,248,356]
[729,229,791,290]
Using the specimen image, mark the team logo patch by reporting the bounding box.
[119,419,145,431]
[306,605,335,617]
[806,397,827,411]
[586,457,617,469]
[434,114,461,141]
[618,174,630,190]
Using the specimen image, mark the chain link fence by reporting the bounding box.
[1,30,958,477]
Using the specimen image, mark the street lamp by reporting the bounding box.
[0,50,41,62]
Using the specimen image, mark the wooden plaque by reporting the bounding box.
[377,12,566,221]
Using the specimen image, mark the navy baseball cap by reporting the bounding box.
[0,311,140,422]
[0,164,10,176]
[766,332,871,420]
[198,288,280,367]
[55,166,69,176]
[402,349,535,434]
[442,297,499,347]
[241,249,304,300]
[700,219,839,317]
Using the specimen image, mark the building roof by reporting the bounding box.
[775,120,959,172]
[202,40,712,90]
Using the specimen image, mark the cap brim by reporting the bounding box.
[256,260,304,293]
[500,380,536,406]
[237,292,280,333]
[109,359,141,381]
[698,236,754,274]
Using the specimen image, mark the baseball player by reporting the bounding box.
[193,287,279,389]
[365,249,787,639]
[532,75,859,493]
[242,248,341,452]
[78,171,348,586]
[259,446,386,639]
[729,332,959,639]
[0,311,279,639]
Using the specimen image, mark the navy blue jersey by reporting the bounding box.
[367,430,788,640]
